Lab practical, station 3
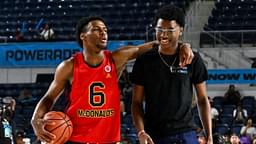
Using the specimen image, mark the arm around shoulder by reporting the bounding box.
[112,40,157,76]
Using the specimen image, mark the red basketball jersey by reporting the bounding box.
[66,51,120,143]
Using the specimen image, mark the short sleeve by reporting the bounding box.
[191,52,208,84]
[131,55,145,86]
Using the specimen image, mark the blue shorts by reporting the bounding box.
[152,130,199,144]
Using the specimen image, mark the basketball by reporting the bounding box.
[43,111,73,144]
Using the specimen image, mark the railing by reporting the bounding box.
[200,30,256,48]
[0,36,8,43]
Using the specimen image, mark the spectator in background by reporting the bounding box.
[224,84,241,106]
[230,133,240,144]
[210,99,219,130]
[250,60,256,86]
[122,82,133,115]
[18,89,36,106]
[240,118,256,142]
[233,104,248,124]
[2,97,16,113]
[213,133,226,144]
[0,103,17,144]
[15,28,24,42]
[39,23,55,40]
[16,129,26,144]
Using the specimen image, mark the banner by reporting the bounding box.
[207,69,256,84]
[0,40,144,68]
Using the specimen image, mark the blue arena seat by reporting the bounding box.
[231,123,243,135]
[215,123,230,135]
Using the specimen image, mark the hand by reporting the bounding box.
[207,137,213,144]
[138,131,154,144]
[179,43,194,67]
[31,118,56,144]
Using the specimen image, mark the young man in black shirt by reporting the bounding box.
[131,4,212,144]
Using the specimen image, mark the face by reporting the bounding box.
[155,18,183,49]
[230,135,240,144]
[198,136,207,144]
[247,119,253,126]
[81,20,108,51]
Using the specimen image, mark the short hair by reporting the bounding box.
[75,16,105,48]
[153,4,185,27]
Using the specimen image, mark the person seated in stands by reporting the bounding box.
[213,133,226,144]
[209,97,219,130]
[122,82,133,115]
[39,23,55,40]
[240,118,256,142]
[224,84,241,106]
[230,133,241,144]
[18,89,36,106]
[15,28,24,42]
[16,129,26,144]
[0,104,17,144]
[233,104,248,124]
[2,97,16,114]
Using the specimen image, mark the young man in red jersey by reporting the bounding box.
[31,16,194,144]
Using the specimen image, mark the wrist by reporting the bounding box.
[138,130,145,137]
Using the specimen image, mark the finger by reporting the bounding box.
[43,119,56,126]
[140,138,148,144]
[186,52,193,65]
[179,55,186,67]
[38,134,54,144]
[147,137,154,144]
[42,129,56,140]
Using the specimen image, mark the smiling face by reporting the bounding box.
[155,18,183,50]
[81,20,108,52]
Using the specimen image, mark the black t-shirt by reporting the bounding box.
[131,45,208,137]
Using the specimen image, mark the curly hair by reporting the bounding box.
[75,16,105,48]
[153,4,185,28]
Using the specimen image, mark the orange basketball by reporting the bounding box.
[44,111,73,144]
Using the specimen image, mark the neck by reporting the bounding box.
[83,49,104,66]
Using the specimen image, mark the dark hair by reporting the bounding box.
[153,4,185,27]
[213,133,226,144]
[75,16,105,48]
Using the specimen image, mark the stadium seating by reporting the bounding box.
[0,0,192,42]
[200,0,256,47]
[231,123,243,135]
[215,123,230,135]
[213,96,225,106]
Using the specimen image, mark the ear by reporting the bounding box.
[80,33,86,40]
[179,27,184,36]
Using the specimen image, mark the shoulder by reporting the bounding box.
[190,51,205,64]
[192,51,201,58]
[56,57,74,77]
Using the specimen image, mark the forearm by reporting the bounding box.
[131,102,145,132]
[32,96,55,120]
[198,97,212,139]
[131,40,158,59]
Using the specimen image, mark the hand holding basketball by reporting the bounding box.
[43,111,73,144]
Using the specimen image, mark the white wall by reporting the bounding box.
[0,68,55,83]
